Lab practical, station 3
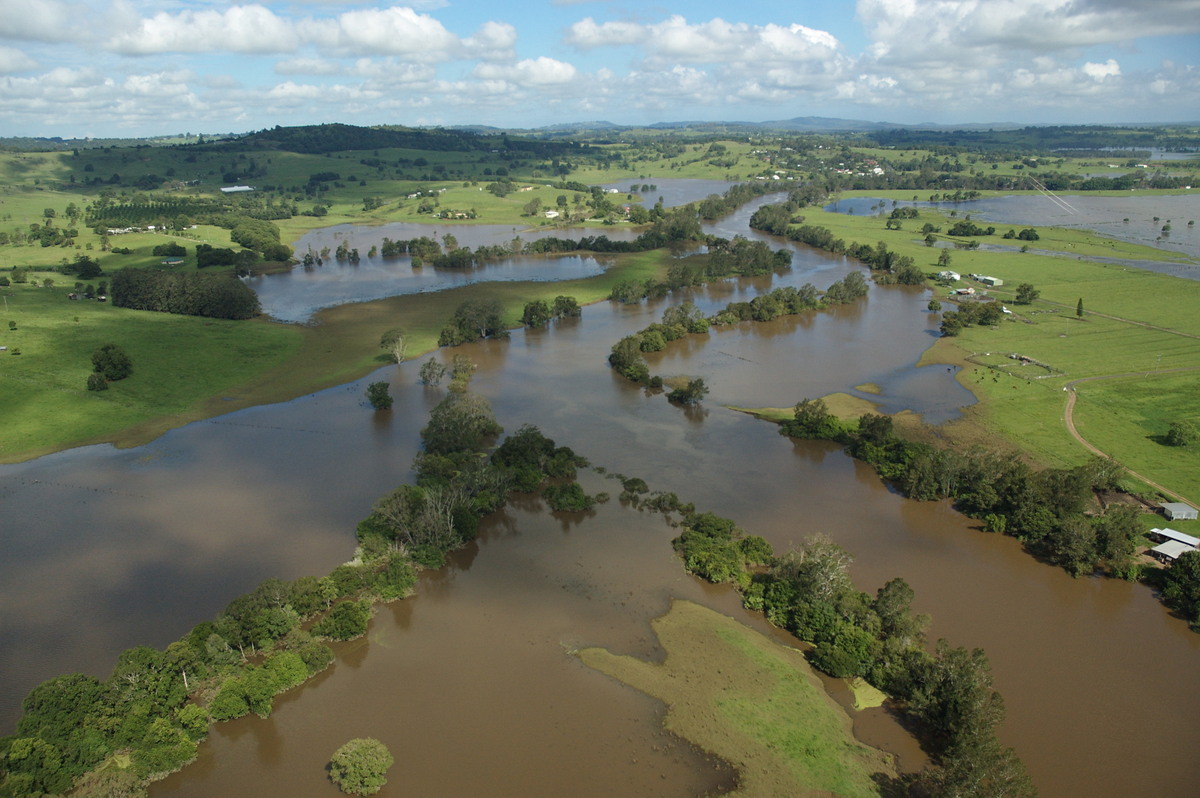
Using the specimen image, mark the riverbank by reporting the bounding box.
[578,600,897,798]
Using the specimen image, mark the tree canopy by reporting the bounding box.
[329,737,394,796]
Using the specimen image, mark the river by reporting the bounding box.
[1,190,1198,796]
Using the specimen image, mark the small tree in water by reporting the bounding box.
[329,737,394,796]
[365,381,392,410]
[419,357,446,386]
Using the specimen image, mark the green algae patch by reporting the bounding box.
[578,601,895,798]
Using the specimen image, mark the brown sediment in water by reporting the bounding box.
[579,600,896,798]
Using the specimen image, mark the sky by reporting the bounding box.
[0,0,1197,139]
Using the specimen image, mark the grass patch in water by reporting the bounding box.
[848,678,888,711]
[578,600,895,798]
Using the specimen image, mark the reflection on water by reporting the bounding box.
[250,253,611,323]
[2,186,1199,797]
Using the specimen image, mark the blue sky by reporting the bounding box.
[0,0,1197,138]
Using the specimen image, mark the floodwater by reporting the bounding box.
[827,193,1200,265]
[255,178,740,322]
[2,185,1199,796]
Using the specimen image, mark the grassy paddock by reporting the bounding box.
[0,277,301,460]
[799,198,1200,500]
[578,600,895,798]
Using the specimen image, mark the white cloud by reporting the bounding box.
[0,0,81,43]
[565,17,647,48]
[567,15,842,65]
[301,7,460,59]
[110,5,298,55]
[856,0,1200,63]
[106,5,481,60]
[1083,59,1120,79]
[463,21,518,61]
[0,45,37,74]
[274,57,344,76]
[474,57,577,86]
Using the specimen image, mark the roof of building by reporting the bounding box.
[1160,502,1199,519]
[1151,527,1200,547]
[1151,540,1196,561]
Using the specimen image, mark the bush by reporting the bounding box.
[365,381,392,410]
[312,600,372,641]
[329,738,394,796]
[1165,420,1198,447]
[542,482,595,512]
[86,373,109,391]
[92,343,132,381]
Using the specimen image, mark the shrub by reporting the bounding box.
[91,343,132,381]
[329,738,394,796]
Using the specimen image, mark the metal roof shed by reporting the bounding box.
[1151,540,1196,562]
[1160,502,1199,521]
[1150,528,1200,547]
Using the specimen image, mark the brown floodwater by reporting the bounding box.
[2,191,1199,796]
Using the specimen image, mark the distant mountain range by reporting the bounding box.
[521,117,1026,134]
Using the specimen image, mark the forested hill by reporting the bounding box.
[214,123,586,156]
[868,124,1200,153]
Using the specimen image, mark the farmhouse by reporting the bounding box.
[1160,503,1199,521]
[220,185,255,193]
[938,270,961,281]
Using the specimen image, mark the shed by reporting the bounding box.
[1160,502,1199,521]
[1150,540,1195,563]
[978,275,1003,287]
[1150,528,1200,547]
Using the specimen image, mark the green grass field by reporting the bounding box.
[792,198,1200,503]
[0,275,301,459]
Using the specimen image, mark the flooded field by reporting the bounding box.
[826,193,1200,265]
[2,184,1199,796]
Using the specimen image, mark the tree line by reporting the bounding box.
[750,195,925,285]
[777,398,1200,629]
[111,269,261,320]
[608,273,868,387]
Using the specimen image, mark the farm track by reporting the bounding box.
[1062,368,1200,507]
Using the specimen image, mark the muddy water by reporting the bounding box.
[153,487,742,798]
[2,190,1199,796]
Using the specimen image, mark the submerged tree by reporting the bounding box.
[329,737,394,796]
[365,381,393,410]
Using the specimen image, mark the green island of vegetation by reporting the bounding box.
[578,600,897,798]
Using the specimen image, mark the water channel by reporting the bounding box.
[2,188,1198,796]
